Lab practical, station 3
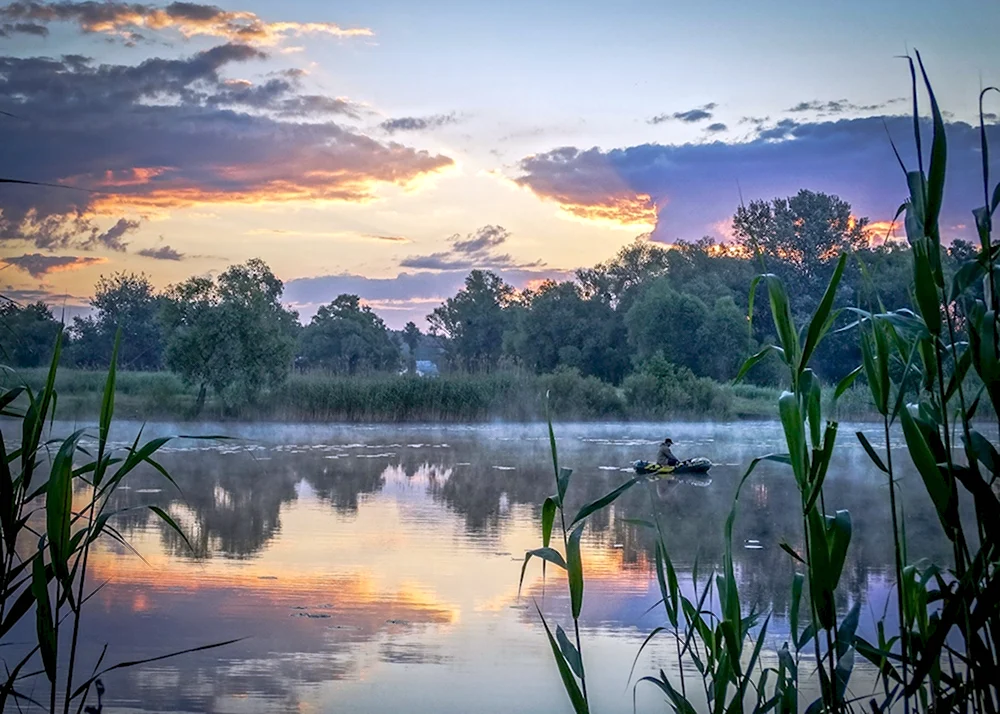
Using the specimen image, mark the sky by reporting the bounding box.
[1,0,999,328]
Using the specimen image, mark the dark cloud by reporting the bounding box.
[138,244,184,260]
[514,116,1000,242]
[984,112,998,122]
[1,253,106,278]
[0,21,48,36]
[451,224,508,253]
[786,97,905,115]
[380,113,458,134]
[206,77,364,118]
[400,225,542,271]
[757,118,800,141]
[649,103,716,125]
[0,1,373,45]
[86,218,140,251]
[0,45,454,250]
[705,122,728,133]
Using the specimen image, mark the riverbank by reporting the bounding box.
[5,367,878,423]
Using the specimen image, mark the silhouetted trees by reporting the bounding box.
[6,190,976,403]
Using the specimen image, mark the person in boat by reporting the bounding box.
[656,438,679,466]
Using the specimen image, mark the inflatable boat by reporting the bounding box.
[633,457,713,477]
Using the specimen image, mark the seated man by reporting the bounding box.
[656,438,679,466]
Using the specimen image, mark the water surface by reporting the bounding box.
[8,420,947,713]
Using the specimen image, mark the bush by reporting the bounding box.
[623,352,732,417]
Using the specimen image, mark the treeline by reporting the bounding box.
[0,190,978,416]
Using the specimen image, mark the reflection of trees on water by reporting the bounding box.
[104,430,956,617]
[109,449,300,558]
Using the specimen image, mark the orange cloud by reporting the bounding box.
[554,194,659,229]
[867,219,903,243]
[0,2,373,46]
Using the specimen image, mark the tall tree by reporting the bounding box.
[402,321,422,373]
[732,190,870,272]
[69,272,164,369]
[428,270,514,371]
[161,259,298,412]
[298,295,399,374]
[505,281,630,383]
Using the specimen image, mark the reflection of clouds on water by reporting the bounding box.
[37,420,954,713]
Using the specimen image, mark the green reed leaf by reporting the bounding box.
[541,496,557,548]
[535,604,588,714]
[556,624,584,679]
[801,251,847,371]
[569,476,641,528]
[567,522,585,619]
[31,540,56,683]
[779,391,807,486]
[856,431,888,473]
[900,405,954,536]
[734,344,784,385]
[518,547,566,596]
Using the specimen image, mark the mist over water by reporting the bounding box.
[10,420,948,713]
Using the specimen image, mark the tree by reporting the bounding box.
[428,270,514,371]
[504,281,630,383]
[576,237,669,310]
[625,278,709,375]
[693,296,751,381]
[732,190,870,272]
[402,321,422,373]
[0,300,62,367]
[161,259,298,412]
[298,295,399,374]
[68,272,164,369]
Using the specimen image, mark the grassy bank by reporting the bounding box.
[5,366,879,422]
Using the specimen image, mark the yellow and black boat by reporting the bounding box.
[633,457,713,478]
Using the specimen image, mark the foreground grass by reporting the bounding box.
[2,366,858,422]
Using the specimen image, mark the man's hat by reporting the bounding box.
[663,438,673,445]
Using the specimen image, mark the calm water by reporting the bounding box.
[7,420,950,713]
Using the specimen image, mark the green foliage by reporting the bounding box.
[623,353,733,417]
[0,300,61,367]
[297,294,399,374]
[505,280,630,383]
[161,258,298,411]
[67,272,164,370]
[428,270,515,371]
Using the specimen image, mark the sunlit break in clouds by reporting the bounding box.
[0,0,998,326]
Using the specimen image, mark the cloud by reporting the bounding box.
[1,253,106,278]
[380,113,458,134]
[86,217,141,251]
[0,45,454,250]
[400,225,543,271]
[649,103,717,125]
[785,98,905,115]
[0,21,48,36]
[0,1,373,46]
[138,244,185,260]
[705,122,728,133]
[363,234,409,243]
[514,116,1000,242]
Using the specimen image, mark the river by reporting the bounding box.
[7,420,948,713]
